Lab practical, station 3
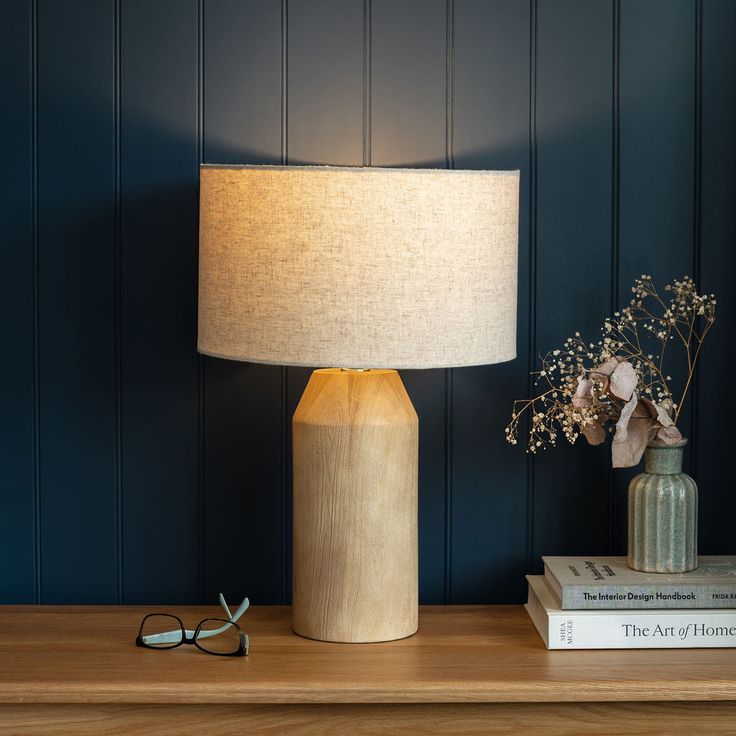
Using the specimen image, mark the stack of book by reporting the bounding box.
[525,555,736,649]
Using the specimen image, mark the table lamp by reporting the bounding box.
[198,164,519,643]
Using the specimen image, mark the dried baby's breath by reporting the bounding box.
[505,275,716,467]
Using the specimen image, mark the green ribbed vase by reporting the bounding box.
[627,439,697,573]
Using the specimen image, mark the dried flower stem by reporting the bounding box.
[505,275,716,466]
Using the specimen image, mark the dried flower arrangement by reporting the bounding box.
[505,276,717,468]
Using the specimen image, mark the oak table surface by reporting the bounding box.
[1,604,735,705]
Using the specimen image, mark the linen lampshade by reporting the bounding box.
[198,164,519,369]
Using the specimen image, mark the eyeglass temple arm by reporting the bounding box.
[220,593,250,622]
[184,594,250,641]
[140,595,250,645]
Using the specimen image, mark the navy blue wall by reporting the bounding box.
[1,0,734,605]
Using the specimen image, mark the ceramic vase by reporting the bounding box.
[627,439,697,573]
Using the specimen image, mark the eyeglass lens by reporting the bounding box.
[195,619,242,654]
[140,615,183,648]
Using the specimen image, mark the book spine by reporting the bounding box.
[544,610,736,649]
[558,585,736,610]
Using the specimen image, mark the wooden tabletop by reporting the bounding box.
[0,605,734,705]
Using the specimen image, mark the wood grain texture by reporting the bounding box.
[292,369,418,642]
[3,702,736,736]
[1,605,735,705]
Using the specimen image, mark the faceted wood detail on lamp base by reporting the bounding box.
[292,369,418,643]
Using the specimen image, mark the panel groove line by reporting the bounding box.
[444,0,454,605]
[690,0,703,479]
[113,0,122,604]
[32,0,41,604]
[444,368,453,604]
[281,0,288,162]
[197,0,206,604]
[281,0,289,605]
[363,0,372,167]
[526,0,538,579]
[607,0,621,554]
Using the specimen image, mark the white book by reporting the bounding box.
[525,575,736,649]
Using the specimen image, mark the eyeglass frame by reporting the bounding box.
[135,594,250,657]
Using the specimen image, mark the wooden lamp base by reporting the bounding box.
[292,369,418,643]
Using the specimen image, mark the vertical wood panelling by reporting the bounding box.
[371,0,448,603]
[202,0,283,605]
[119,0,200,603]
[2,0,733,606]
[371,0,447,167]
[697,0,736,553]
[286,0,365,604]
[288,0,364,167]
[612,0,696,553]
[451,0,531,603]
[37,0,118,602]
[618,0,696,285]
[532,0,613,564]
[0,0,36,602]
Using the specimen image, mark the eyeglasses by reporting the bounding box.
[136,594,250,657]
